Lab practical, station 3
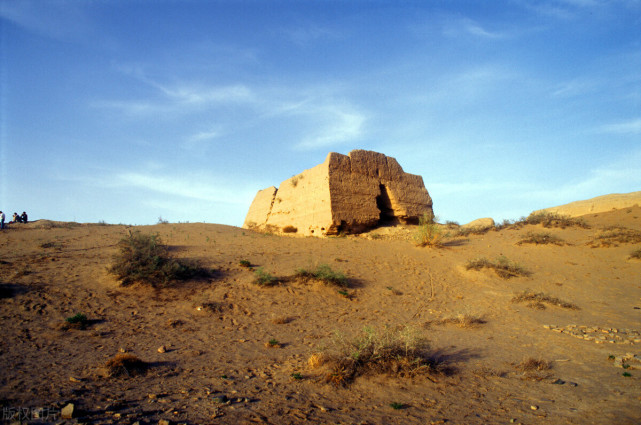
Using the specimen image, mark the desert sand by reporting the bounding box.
[1,206,640,424]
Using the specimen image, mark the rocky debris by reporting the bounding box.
[243,150,433,236]
[157,345,167,353]
[543,324,641,344]
[60,403,74,419]
[611,353,641,369]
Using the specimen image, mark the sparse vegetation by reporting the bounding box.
[588,226,641,247]
[282,225,298,233]
[516,357,551,372]
[517,231,566,246]
[465,256,530,279]
[40,241,63,249]
[291,372,303,380]
[519,212,589,229]
[63,313,89,330]
[239,259,252,268]
[389,402,406,410]
[108,231,207,287]
[103,353,148,378]
[271,316,293,324]
[253,267,277,286]
[429,314,485,328]
[455,226,492,237]
[414,213,443,247]
[511,290,579,310]
[266,338,281,348]
[629,248,641,260]
[308,326,441,386]
[295,264,348,287]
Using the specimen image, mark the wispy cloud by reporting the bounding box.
[442,17,506,39]
[596,118,641,135]
[0,0,91,40]
[115,171,252,205]
[295,106,365,150]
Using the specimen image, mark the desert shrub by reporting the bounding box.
[511,290,579,310]
[630,248,641,260]
[414,213,442,247]
[309,326,441,386]
[108,231,205,287]
[516,232,566,246]
[239,259,252,267]
[295,264,348,287]
[465,256,530,279]
[520,213,589,229]
[63,312,89,330]
[282,225,298,233]
[253,267,277,286]
[516,357,551,372]
[455,226,492,237]
[429,314,485,328]
[40,241,63,249]
[588,226,641,247]
[103,353,148,378]
[265,338,281,348]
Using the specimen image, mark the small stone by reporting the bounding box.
[61,403,74,419]
[69,376,82,383]
[158,345,167,353]
[552,379,565,385]
[119,347,126,352]
[212,395,228,403]
[530,405,539,411]
[159,420,171,425]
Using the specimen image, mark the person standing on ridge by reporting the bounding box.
[0,211,5,229]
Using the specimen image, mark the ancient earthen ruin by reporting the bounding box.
[243,150,433,236]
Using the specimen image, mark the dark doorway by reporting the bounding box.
[376,184,396,223]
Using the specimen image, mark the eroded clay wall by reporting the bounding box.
[262,160,333,236]
[242,186,277,229]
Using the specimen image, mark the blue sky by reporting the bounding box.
[1,0,639,226]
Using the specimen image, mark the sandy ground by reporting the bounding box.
[1,207,640,425]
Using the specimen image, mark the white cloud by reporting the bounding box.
[443,18,506,39]
[597,118,641,135]
[295,106,366,150]
[0,0,90,40]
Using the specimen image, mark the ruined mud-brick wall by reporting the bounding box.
[243,150,433,236]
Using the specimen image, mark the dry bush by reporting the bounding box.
[414,214,443,247]
[517,232,566,246]
[517,212,589,229]
[455,226,492,237]
[253,267,278,286]
[512,290,579,310]
[517,357,551,372]
[108,231,207,287]
[295,264,348,287]
[588,226,641,247]
[309,326,441,386]
[465,256,530,279]
[62,313,88,330]
[103,354,148,378]
[630,248,641,260]
[271,316,293,324]
[430,314,485,328]
[282,225,298,234]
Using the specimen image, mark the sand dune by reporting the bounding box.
[0,205,640,424]
[533,191,641,218]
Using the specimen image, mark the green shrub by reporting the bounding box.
[253,267,277,286]
[295,264,348,287]
[108,231,205,287]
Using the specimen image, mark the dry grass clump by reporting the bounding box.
[108,231,207,287]
[630,248,641,260]
[455,226,492,237]
[517,231,566,246]
[103,353,148,378]
[309,326,441,386]
[295,264,348,287]
[520,212,590,229]
[271,316,293,324]
[62,313,89,330]
[588,226,641,247]
[282,225,298,233]
[429,314,486,328]
[511,290,579,310]
[414,214,443,247]
[465,256,530,279]
[516,357,551,372]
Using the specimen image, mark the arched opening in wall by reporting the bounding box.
[376,184,396,224]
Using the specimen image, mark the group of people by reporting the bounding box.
[0,211,28,230]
